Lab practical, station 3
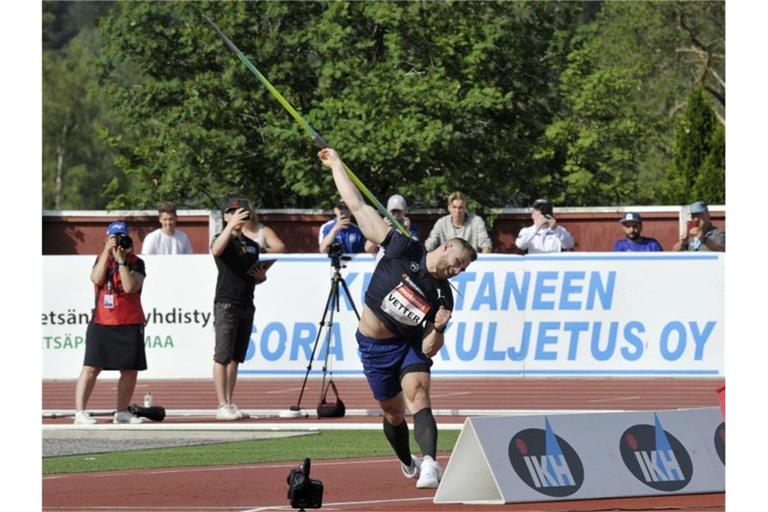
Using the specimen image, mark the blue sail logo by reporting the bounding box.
[620,414,693,491]
[509,417,584,497]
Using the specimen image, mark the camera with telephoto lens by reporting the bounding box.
[287,458,323,509]
[115,233,133,249]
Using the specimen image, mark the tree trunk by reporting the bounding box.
[55,124,68,210]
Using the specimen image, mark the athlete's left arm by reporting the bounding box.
[422,305,451,357]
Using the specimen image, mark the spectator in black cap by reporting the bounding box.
[673,201,725,252]
[515,199,575,253]
[318,198,374,254]
[210,196,271,420]
[613,212,663,252]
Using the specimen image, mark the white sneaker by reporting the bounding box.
[416,455,443,489]
[216,404,239,420]
[113,410,143,424]
[401,454,422,479]
[229,403,250,419]
[73,410,97,425]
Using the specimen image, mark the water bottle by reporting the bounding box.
[144,392,153,408]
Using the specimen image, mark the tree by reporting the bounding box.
[94,1,585,211]
[693,123,725,204]
[535,1,724,206]
[665,87,723,204]
[42,26,121,209]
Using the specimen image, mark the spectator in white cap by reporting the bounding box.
[386,194,420,240]
[673,201,725,252]
[613,212,663,252]
[367,194,421,256]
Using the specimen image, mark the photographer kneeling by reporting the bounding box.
[74,221,147,424]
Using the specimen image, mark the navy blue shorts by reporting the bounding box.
[356,330,432,402]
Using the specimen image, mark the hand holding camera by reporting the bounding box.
[686,218,702,239]
[226,207,252,230]
[334,208,351,231]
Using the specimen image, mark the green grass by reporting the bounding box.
[43,430,459,475]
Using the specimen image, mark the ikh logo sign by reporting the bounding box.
[620,414,693,491]
[508,417,584,497]
[714,422,725,465]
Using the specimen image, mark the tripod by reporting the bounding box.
[288,248,360,416]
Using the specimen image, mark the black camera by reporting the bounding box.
[326,242,344,260]
[115,233,133,249]
[287,458,323,509]
[533,198,553,217]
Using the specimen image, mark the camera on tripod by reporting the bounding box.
[287,458,323,509]
[326,242,350,269]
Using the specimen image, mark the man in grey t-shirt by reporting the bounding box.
[424,191,492,253]
[673,201,725,252]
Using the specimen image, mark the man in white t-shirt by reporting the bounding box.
[515,198,575,254]
[141,202,193,255]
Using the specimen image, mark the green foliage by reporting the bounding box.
[43,1,725,211]
[42,23,123,210]
[536,1,724,206]
[692,121,725,204]
[665,87,723,204]
[94,1,585,211]
[42,429,460,475]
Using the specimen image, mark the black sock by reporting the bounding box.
[383,417,412,466]
[414,408,437,459]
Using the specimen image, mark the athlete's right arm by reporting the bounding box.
[318,148,390,245]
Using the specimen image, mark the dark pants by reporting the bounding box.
[213,303,255,364]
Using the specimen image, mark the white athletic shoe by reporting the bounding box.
[401,454,422,479]
[216,404,239,420]
[416,455,443,489]
[73,410,97,425]
[229,403,250,419]
[113,410,143,424]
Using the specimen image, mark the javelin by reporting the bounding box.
[201,13,408,237]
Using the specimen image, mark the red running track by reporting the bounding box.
[43,378,725,511]
[42,377,724,416]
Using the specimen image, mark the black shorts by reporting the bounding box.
[214,302,255,364]
[84,322,147,371]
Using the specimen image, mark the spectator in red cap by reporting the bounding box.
[613,212,663,251]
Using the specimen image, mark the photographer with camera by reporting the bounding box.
[318,148,477,489]
[673,201,725,252]
[515,198,575,254]
[318,199,375,255]
[211,196,270,420]
[74,221,147,425]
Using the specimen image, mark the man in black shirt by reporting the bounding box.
[211,197,269,420]
[318,148,477,489]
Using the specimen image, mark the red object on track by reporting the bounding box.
[717,385,725,419]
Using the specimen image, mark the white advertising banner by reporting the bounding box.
[42,253,724,379]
